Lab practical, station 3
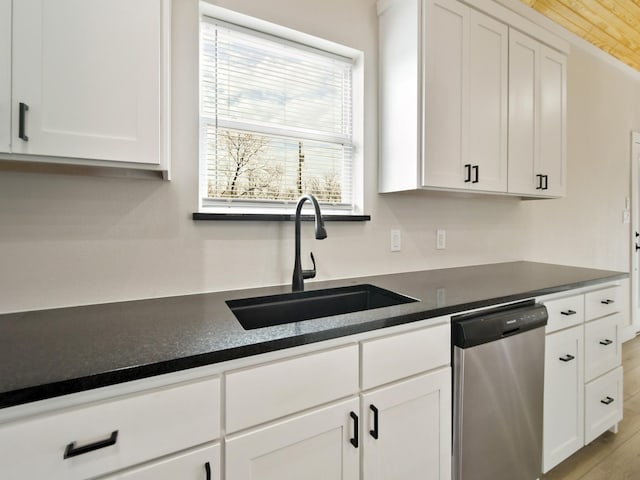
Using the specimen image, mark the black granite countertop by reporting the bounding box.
[0,261,627,409]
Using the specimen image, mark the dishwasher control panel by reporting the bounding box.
[451,300,548,348]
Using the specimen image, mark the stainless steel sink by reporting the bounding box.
[227,284,418,330]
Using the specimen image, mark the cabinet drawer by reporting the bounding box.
[544,294,584,333]
[585,286,620,321]
[103,443,220,479]
[585,367,623,444]
[226,344,359,434]
[361,323,449,390]
[0,377,220,479]
[585,313,621,382]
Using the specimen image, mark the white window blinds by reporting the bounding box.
[200,18,354,209]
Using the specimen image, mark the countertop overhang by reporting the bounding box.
[0,261,628,409]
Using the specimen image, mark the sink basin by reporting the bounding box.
[227,284,418,330]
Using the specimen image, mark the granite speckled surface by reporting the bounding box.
[0,261,627,409]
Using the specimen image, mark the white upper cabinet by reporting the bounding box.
[378,0,567,198]
[10,0,168,169]
[380,0,508,193]
[0,0,10,153]
[508,29,567,197]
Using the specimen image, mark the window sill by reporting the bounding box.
[192,213,371,222]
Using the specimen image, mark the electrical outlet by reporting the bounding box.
[390,229,401,252]
[436,287,446,307]
[436,229,446,250]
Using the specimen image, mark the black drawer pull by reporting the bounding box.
[600,339,613,346]
[464,164,472,183]
[601,299,615,305]
[19,102,29,141]
[205,461,212,480]
[350,411,359,448]
[601,396,615,405]
[64,430,118,459]
[472,165,479,183]
[559,354,575,362]
[370,404,379,439]
[561,310,577,316]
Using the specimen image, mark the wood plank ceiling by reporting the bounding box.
[518,0,640,72]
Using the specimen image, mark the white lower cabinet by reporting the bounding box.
[541,282,624,473]
[362,368,451,480]
[226,398,360,480]
[225,321,451,480]
[102,443,220,480]
[543,325,584,472]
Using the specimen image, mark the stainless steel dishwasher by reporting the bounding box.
[451,300,548,480]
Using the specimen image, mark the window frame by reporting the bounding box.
[198,2,364,217]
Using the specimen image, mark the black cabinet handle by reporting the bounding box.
[561,310,577,316]
[64,430,118,459]
[559,354,575,362]
[349,411,359,448]
[536,174,543,190]
[205,461,212,480]
[369,404,379,439]
[19,102,29,141]
[543,175,549,190]
[472,165,479,183]
[600,339,613,346]
[464,164,472,183]
[601,299,615,305]
[601,396,615,405]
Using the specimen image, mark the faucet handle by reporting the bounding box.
[302,252,317,280]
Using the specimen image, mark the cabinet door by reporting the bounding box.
[226,398,359,480]
[543,326,584,473]
[0,0,10,153]
[103,444,220,480]
[362,368,451,480]
[508,29,539,196]
[12,0,161,164]
[468,9,508,192]
[539,45,566,197]
[423,0,468,190]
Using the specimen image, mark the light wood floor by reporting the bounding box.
[541,335,640,480]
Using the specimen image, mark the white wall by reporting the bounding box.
[523,45,640,272]
[0,0,636,314]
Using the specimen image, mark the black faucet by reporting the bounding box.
[292,194,327,292]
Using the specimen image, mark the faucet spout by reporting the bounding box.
[292,194,327,292]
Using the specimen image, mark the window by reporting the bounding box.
[198,5,363,216]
